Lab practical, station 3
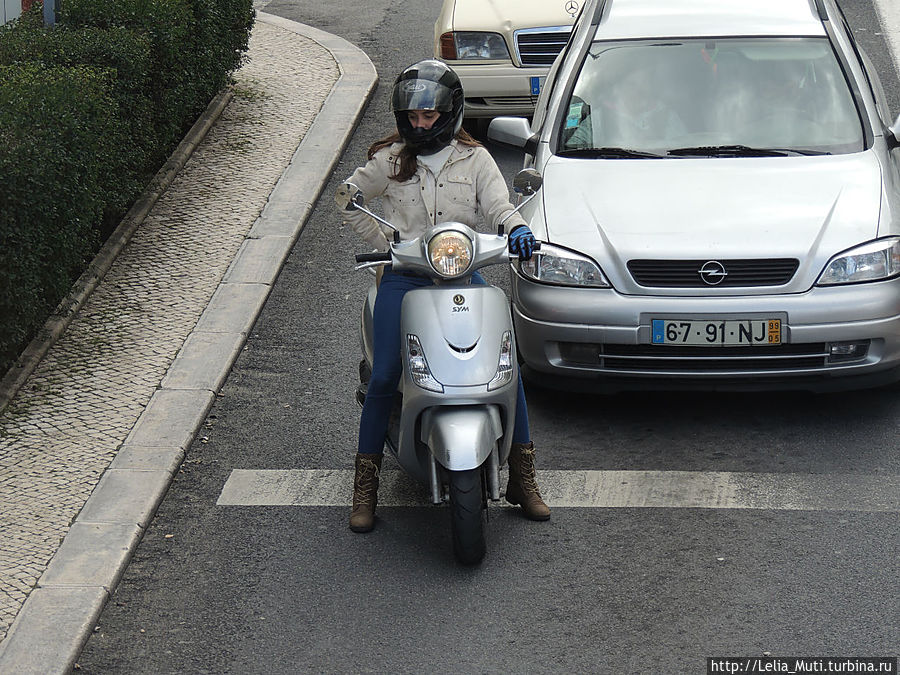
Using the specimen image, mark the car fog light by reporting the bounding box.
[827,341,869,362]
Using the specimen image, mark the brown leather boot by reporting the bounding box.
[505,441,550,521]
[349,453,382,533]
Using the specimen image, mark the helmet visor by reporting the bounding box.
[392,78,454,113]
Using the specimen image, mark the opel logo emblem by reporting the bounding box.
[698,260,728,286]
[453,294,465,305]
[565,0,579,16]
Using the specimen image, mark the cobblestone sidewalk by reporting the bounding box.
[0,18,339,642]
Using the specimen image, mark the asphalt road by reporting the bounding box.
[74,1,900,673]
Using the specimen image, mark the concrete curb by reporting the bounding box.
[0,13,377,675]
[0,88,234,417]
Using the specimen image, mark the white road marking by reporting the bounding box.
[216,469,900,512]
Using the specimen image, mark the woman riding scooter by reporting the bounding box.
[339,59,550,532]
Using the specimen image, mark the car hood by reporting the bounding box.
[540,152,884,293]
[451,0,577,31]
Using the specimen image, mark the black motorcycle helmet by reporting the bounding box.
[391,59,464,155]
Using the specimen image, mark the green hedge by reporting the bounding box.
[0,0,253,375]
[0,63,121,358]
[0,22,152,211]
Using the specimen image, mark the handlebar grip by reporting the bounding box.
[533,241,541,252]
[355,251,391,264]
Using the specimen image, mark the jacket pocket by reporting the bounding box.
[391,176,422,207]
[439,174,477,221]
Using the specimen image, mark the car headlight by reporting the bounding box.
[428,230,473,278]
[407,335,443,392]
[439,32,510,60]
[817,237,900,286]
[488,331,513,391]
[518,245,610,287]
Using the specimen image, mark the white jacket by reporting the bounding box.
[342,139,527,252]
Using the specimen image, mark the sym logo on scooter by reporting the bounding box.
[452,294,469,312]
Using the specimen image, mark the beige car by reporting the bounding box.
[434,0,579,118]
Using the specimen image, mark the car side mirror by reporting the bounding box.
[889,114,900,149]
[487,117,539,155]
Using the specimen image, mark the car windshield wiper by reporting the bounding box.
[557,146,665,159]
[667,144,830,157]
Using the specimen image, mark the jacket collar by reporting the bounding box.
[390,139,476,160]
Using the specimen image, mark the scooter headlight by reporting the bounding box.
[488,331,514,391]
[428,230,473,278]
[407,334,443,392]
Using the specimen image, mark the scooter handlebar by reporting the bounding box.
[355,251,392,264]
[509,241,541,259]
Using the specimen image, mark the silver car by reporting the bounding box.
[489,0,900,392]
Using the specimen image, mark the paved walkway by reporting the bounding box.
[0,13,376,674]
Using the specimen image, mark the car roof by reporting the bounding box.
[593,0,827,41]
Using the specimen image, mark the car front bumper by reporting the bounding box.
[511,270,900,392]
[449,62,549,118]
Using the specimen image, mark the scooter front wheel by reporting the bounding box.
[448,468,486,565]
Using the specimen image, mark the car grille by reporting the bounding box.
[558,341,869,373]
[515,29,571,66]
[477,96,539,107]
[628,259,799,287]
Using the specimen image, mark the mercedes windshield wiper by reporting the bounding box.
[667,144,830,157]
[557,146,665,159]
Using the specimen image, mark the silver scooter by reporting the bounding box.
[336,169,542,565]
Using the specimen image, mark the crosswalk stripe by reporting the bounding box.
[216,469,900,512]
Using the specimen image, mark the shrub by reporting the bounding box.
[0,63,124,368]
[60,0,253,162]
[0,22,153,212]
[0,0,253,375]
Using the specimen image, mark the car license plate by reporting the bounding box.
[530,76,545,96]
[651,319,782,346]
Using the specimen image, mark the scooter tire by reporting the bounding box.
[448,468,486,565]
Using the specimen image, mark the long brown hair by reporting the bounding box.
[367,128,482,182]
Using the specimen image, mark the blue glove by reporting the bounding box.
[508,225,537,261]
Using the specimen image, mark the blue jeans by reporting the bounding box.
[358,269,531,454]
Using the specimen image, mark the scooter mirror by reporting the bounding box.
[335,182,364,211]
[512,168,542,196]
[497,168,544,235]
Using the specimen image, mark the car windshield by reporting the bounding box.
[558,38,865,156]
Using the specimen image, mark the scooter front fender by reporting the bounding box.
[421,405,503,471]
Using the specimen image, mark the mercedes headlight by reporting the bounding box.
[817,238,900,286]
[428,230,473,278]
[439,32,510,60]
[518,245,610,287]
